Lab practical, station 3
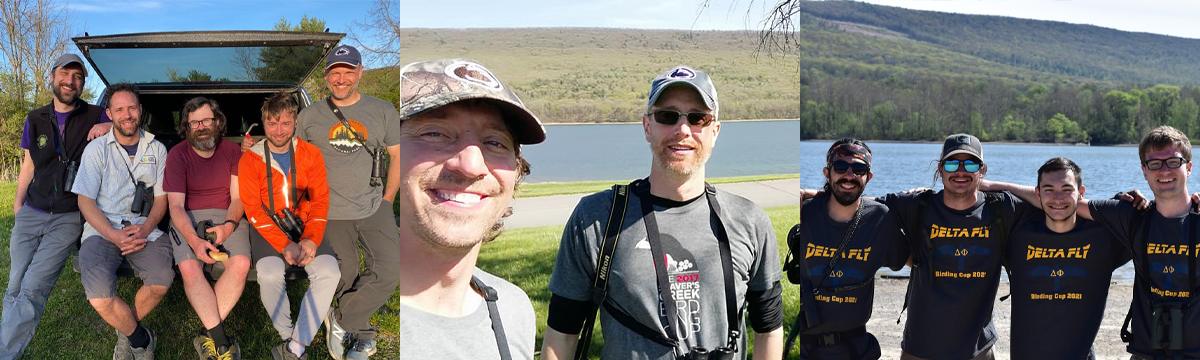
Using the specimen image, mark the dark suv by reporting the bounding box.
[69,30,344,279]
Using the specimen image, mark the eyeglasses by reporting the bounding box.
[649,110,714,127]
[187,118,215,129]
[942,159,981,173]
[1144,157,1186,170]
[829,160,870,176]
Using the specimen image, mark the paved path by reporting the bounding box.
[505,179,804,229]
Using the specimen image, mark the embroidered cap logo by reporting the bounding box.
[446,61,503,90]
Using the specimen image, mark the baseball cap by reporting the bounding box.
[941,134,984,161]
[325,45,361,70]
[646,65,718,117]
[52,53,87,78]
[399,59,546,145]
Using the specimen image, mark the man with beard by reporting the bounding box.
[73,83,172,360]
[295,45,403,359]
[1,53,112,359]
[395,59,541,359]
[239,92,337,360]
[876,134,1025,360]
[782,139,908,360]
[542,65,784,360]
[164,97,250,359]
[998,157,1129,360]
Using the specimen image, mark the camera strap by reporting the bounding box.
[783,199,865,355]
[263,140,298,216]
[635,179,741,354]
[574,183,631,360]
[325,98,371,150]
[43,111,68,163]
[470,275,513,360]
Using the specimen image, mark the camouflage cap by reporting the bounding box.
[399,59,546,145]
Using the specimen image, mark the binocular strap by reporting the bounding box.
[471,276,513,360]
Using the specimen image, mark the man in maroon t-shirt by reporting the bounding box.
[164,97,250,359]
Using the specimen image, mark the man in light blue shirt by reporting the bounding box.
[73,83,173,360]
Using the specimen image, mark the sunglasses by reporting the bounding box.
[942,159,981,173]
[1144,157,1186,170]
[650,110,714,127]
[830,160,870,176]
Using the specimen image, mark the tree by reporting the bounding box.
[349,0,399,67]
[250,16,328,83]
[0,0,73,177]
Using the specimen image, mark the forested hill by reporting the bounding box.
[796,1,1200,85]
[400,4,1200,144]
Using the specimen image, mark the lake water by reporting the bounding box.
[524,120,1200,281]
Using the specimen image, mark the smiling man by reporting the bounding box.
[295,45,403,359]
[395,59,543,360]
[1004,157,1129,360]
[542,65,784,360]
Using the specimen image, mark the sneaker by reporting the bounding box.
[324,308,348,360]
[271,341,307,360]
[193,334,218,360]
[344,339,377,360]
[130,327,156,360]
[114,330,133,360]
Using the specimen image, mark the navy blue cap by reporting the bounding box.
[325,45,361,70]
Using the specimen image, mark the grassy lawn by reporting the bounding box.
[0,181,399,359]
[516,174,799,198]
[477,204,802,358]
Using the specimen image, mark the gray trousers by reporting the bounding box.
[0,208,82,360]
[327,204,401,340]
[251,227,339,346]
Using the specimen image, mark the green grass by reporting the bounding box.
[477,204,802,358]
[0,181,399,359]
[516,174,799,198]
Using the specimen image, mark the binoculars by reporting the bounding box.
[369,147,386,187]
[63,160,78,193]
[1150,303,1184,351]
[270,208,305,243]
[195,220,228,262]
[680,346,736,360]
[130,181,154,216]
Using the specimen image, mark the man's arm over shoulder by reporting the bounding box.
[1087,199,1137,244]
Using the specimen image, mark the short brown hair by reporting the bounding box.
[1138,125,1191,162]
[261,91,299,122]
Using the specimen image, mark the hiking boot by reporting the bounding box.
[193,333,218,360]
[324,308,347,360]
[216,339,241,360]
[271,341,307,360]
[130,327,156,360]
[344,339,376,360]
[114,330,133,360]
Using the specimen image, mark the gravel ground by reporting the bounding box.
[866,279,1135,360]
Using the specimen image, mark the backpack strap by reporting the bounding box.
[984,192,1015,301]
[574,183,631,360]
[1121,205,1152,344]
[897,189,934,323]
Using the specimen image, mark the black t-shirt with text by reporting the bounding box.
[880,191,1024,360]
[1090,199,1200,359]
[791,196,909,360]
[1008,211,1130,360]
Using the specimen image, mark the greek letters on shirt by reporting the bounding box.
[930,224,994,279]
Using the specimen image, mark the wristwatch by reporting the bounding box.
[222,219,239,231]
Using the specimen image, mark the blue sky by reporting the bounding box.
[397,0,1200,40]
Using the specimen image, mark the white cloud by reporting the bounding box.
[70,1,163,13]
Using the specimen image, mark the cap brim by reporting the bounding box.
[325,61,360,70]
[941,149,983,161]
[648,81,717,112]
[403,94,545,145]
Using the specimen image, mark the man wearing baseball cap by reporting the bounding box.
[294,44,402,359]
[875,133,1026,360]
[395,59,543,359]
[542,65,784,360]
[0,53,112,359]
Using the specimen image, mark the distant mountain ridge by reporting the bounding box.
[795,1,1200,85]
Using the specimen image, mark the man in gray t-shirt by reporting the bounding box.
[543,66,784,360]
[295,45,403,359]
[395,59,545,360]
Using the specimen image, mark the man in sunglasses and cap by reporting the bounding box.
[542,65,784,360]
[396,59,542,360]
[781,138,908,359]
[876,133,1026,360]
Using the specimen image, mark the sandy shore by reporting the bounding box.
[867,279,1134,360]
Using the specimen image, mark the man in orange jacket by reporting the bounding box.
[238,91,338,360]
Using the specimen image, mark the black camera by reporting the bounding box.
[130,181,154,216]
[1150,303,1184,351]
[270,208,305,243]
[63,160,78,193]
[369,147,386,187]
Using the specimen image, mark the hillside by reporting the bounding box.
[399,4,1200,144]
